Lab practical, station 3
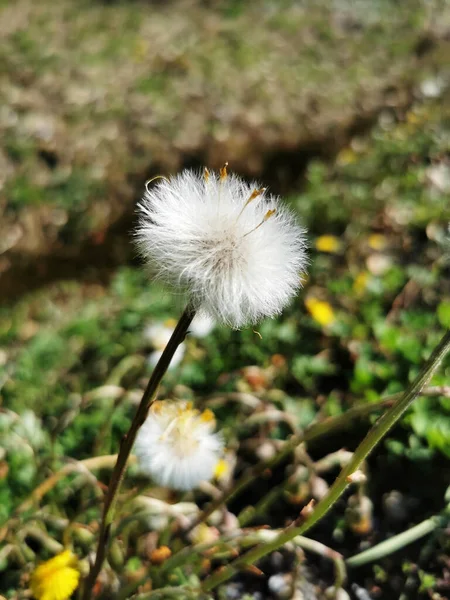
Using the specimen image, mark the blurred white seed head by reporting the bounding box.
[189,313,216,338]
[144,319,186,369]
[135,167,308,329]
[133,401,223,491]
[143,320,177,349]
[147,345,185,370]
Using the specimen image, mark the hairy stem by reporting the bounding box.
[202,329,450,592]
[81,305,195,600]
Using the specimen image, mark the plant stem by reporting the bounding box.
[202,329,450,592]
[346,516,444,567]
[131,585,206,599]
[15,455,133,515]
[81,305,195,600]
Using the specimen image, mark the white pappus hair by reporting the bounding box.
[135,167,308,329]
[133,401,223,491]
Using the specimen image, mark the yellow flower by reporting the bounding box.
[315,235,341,254]
[406,110,420,125]
[305,298,335,327]
[368,234,387,251]
[214,458,229,480]
[30,550,80,600]
[353,271,370,295]
[164,318,177,328]
[337,147,358,165]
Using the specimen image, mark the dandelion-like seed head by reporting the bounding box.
[134,400,223,491]
[136,166,308,328]
[30,550,80,600]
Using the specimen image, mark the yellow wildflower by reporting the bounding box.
[353,271,370,295]
[133,39,149,62]
[337,147,357,166]
[164,317,177,328]
[214,458,229,480]
[305,298,335,327]
[30,550,80,600]
[368,234,387,251]
[315,235,341,254]
[406,110,420,125]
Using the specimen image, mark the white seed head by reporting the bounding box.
[147,345,185,370]
[144,320,186,369]
[143,321,176,349]
[189,313,216,338]
[135,168,308,329]
[133,401,223,491]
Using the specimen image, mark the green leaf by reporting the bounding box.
[437,301,450,328]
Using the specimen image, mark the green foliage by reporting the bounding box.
[437,301,450,328]
[407,396,450,458]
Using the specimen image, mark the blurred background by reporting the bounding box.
[1,0,450,598]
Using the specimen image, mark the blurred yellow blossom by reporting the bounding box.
[315,235,341,253]
[214,458,229,480]
[133,39,149,62]
[30,550,80,600]
[337,147,358,166]
[406,110,420,126]
[368,233,387,251]
[305,298,335,326]
[353,271,370,295]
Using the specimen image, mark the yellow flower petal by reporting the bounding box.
[305,298,335,327]
[30,550,80,600]
[315,235,341,254]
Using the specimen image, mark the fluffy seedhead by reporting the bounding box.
[134,401,223,491]
[136,166,308,328]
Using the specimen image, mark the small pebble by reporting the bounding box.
[269,551,286,570]
[420,77,445,99]
[351,583,373,600]
[268,573,293,599]
[224,582,244,600]
[383,490,408,523]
